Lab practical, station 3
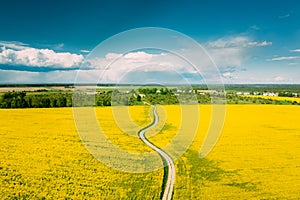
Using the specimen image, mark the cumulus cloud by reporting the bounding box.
[0,42,84,71]
[75,35,272,83]
[0,36,273,83]
[81,51,196,83]
[124,51,153,61]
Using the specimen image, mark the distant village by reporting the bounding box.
[235,91,298,97]
[84,88,299,98]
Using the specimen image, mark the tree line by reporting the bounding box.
[0,90,299,109]
[0,91,71,108]
[0,91,138,108]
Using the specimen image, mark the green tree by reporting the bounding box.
[57,97,67,107]
[41,98,51,108]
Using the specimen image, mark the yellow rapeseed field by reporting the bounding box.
[247,95,300,103]
[149,105,300,199]
[1,105,300,199]
[0,107,162,199]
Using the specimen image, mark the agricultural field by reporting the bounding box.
[150,105,300,199]
[1,105,300,199]
[246,95,300,103]
[0,107,162,199]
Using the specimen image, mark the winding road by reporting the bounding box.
[138,106,175,200]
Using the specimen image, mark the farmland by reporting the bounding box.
[245,95,300,103]
[1,84,300,109]
[1,105,300,199]
[0,107,162,199]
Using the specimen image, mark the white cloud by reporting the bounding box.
[222,72,233,79]
[206,36,248,48]
[289,49,300,53]
[271,56,300,61]
[203,36,271,72]
[248,40,272,47]
[80,49,90,53]
[0,43,84,70]
[0,36,276,84]
[206,36,271,48]
[0,41,28,50]
[83,51,193,83]
[274,76,285,81]
[75,35,273,83]
[124,51,153,61]
[205,37,248,68]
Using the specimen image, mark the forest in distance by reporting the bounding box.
[0,84,300,108]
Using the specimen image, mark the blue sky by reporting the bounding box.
[0,0,299,84]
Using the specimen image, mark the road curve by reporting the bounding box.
[138,106,175,200]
